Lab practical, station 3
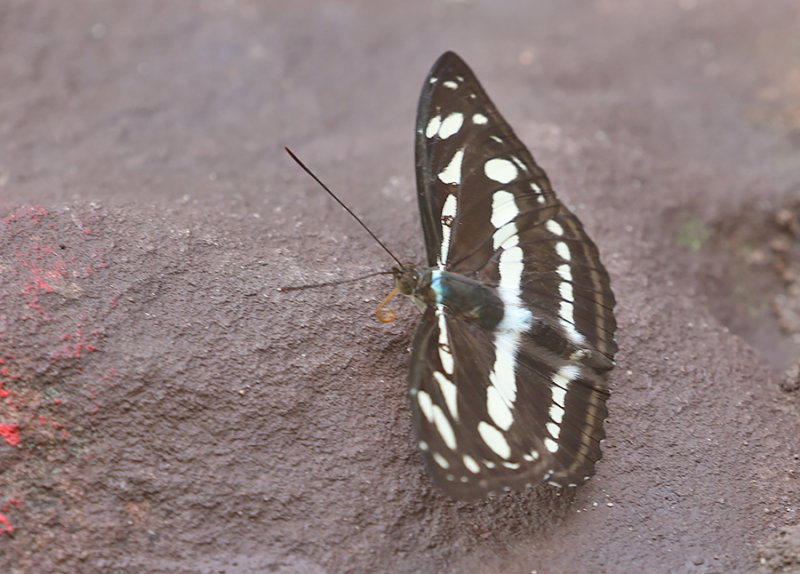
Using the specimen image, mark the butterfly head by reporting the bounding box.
[392,262,420,296]
[376,263,428,323]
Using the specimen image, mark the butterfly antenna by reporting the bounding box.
[285,147,403,267]
[278,270,393,292]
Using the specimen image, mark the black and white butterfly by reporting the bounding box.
[384,52,618,500]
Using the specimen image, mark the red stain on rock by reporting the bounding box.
[4,205,70,318]
[50,326,99,361]
[0,423,20,446]
[36,277,54,292]
[2,205,48,231]
[1,203,112,549]
[0,499,23,535]
[100,368,116,385]
[0,512,13,534]
[1,359,21,404]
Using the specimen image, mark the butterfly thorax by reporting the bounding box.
[393,263,504,329]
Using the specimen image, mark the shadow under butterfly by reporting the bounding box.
[287,51,617,501]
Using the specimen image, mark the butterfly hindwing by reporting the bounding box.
[409,308,552,499]
[409,302,611,499]
[409,52,617,499]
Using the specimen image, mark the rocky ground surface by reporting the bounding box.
[1,1,800,573]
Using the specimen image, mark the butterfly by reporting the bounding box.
[381,52,618,500]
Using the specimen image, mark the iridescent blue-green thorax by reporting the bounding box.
[393,264,504,330]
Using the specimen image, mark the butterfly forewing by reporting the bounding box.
[410,52,617,499]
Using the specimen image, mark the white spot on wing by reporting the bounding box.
[530,182,548,204]
[486,385,514,430]
[555,263,585,344]
[554,365,579,386]
[432,403,457,450]
[463,455,480,474]
[555,241,571,260]
[443,80,458,89]
[543,366,580,454]
[425,115,442,139]
[560,300,575,325]
[438,149,464,185]
[438,112,464,139]
[546,220,564,236]
[490,190,518,228]
[433,452,450,468]
[478,421,511,459]
[472,113,488,125]
[548,402,565,424]
[556,265,572,288]
[492,221,519,250]
[489,313,523,403]
[484,158,518,184]
[559,278,574,303]
[441,192,457,216]
[438,194,457,265]
[436,307,454,374]
[433,371,458,421]
[551,383,567,407]
[419,441,429,451]
[497,247,526,310]
[417,390,433,422]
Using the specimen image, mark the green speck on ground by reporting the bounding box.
[676,218,713,251]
